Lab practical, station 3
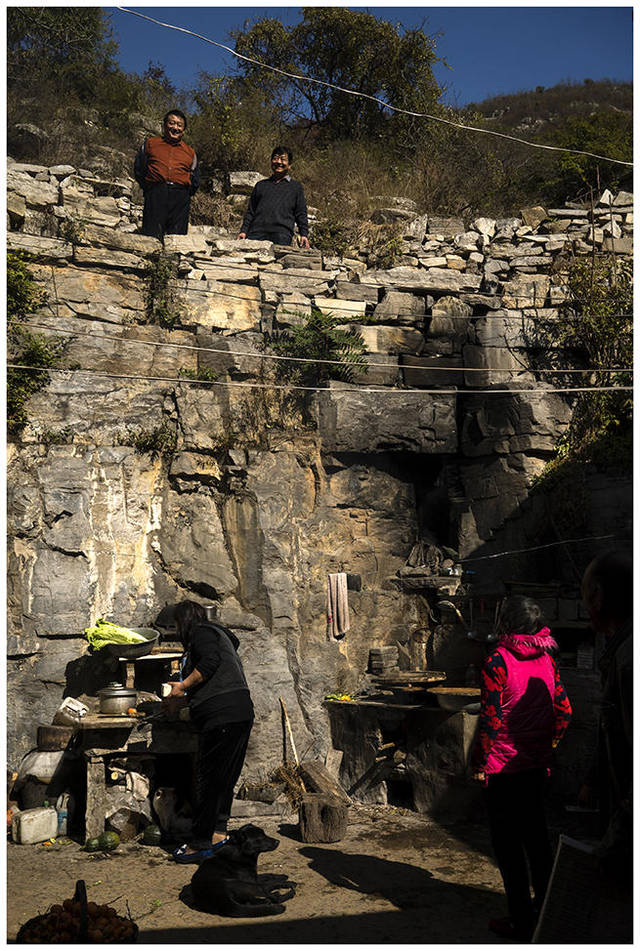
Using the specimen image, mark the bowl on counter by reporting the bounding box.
[426,686,481,712]
[105,628,159,659]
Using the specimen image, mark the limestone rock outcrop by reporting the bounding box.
[6,158,633,774]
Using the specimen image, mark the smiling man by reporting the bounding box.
[238,146,310,248]
[134,109,200,240]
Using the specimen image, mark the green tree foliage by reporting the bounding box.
[232,9,442,142]
[539,255,632,478]
[7,7,117,99]
[141,61,177,113]
[541,112,633,203]
[7,9,186,168]
[266,307,369,388]
[189,75,278,176]
[7,253,65,436]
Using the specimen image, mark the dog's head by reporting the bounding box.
[228,824,279,857]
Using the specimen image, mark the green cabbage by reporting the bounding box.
[84,618,149,650]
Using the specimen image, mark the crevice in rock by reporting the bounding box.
[220,491,272,628]
[45,510,73,526]
[44,543,88,559]
[180,580,220,601]
[284,631,316,740]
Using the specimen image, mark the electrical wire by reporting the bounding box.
[459,533,619,563]
[117,7,632,168]
[7,364,633,396]
[24,320,633,377]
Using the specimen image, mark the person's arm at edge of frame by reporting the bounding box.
[189,150,200,196]
[551,657,572,749]
[133,139,148,191]
[593,648,633,879]
[470,651,507,782]
[295,182,310,249]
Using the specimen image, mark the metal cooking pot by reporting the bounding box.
[98,683,137,715]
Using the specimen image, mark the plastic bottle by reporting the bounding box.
[56,793,73,835]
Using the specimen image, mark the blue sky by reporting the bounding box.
[108,6,633,107]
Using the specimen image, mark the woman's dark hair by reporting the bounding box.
[164,108,187,128]
[271,145,293,162]
[497,596,543,636]
[174,600,206,645]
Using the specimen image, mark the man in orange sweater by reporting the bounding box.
[134,109,200,240]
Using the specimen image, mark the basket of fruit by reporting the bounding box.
[16,879,138,943]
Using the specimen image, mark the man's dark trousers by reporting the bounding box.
[142,183,190,240]
[246,229,293,246]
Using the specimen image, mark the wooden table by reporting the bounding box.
[77,714,198,840]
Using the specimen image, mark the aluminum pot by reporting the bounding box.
[98,683,137,715]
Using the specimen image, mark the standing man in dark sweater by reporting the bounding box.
[167,601,254,864]
[134,109,200,241]
[238,146,310,248]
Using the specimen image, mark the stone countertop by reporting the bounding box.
[77,713,198,758]
[78,713,192,730]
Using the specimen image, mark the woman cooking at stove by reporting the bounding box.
[166,601,254,864]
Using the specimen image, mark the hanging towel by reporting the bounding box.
[327,572,350,641]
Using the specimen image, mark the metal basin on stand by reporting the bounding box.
[427,686,481,712]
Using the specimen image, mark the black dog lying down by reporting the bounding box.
[191,823,297,917]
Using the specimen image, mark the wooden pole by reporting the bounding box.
[279,697,299,765]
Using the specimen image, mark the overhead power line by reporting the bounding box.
[24,320,634,377]
[460,533,619,563]
[7,364,633,397]
[117,6,633,168]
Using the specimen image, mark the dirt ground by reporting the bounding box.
[7,802,583,944]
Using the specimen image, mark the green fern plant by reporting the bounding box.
[266,306,369,388]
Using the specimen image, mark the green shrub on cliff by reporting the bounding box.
[7,252,66,437]
[536,254,632,487]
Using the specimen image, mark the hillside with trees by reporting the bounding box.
[8,7,632,221]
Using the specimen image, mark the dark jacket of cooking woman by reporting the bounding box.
[181,622,253,731]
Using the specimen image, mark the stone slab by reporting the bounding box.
[357,267,482,294]
[181,280,262,333]
[7,232,72,260]
[73,247,145,271]
[313,381,458,453]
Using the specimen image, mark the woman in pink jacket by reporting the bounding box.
[471,596,572,941]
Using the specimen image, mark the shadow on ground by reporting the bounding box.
[146,846,504,943]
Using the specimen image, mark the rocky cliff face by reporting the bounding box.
[6,159,633,772]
